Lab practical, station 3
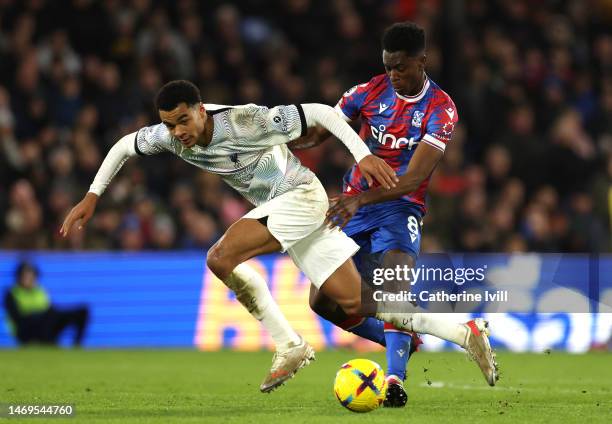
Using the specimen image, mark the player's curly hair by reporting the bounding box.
[155,80,201,111]
[382,22,425,57]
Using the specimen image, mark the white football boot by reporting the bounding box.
[463,318,499,386]
[260,336,315,393]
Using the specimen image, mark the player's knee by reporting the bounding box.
[206,243,235,279]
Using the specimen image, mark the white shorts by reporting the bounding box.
[244,178,359,288]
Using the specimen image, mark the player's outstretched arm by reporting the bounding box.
[60,132,138,237]
[287,126,331,150]
[300,104,398,189]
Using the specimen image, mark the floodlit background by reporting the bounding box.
[0,0,611,351]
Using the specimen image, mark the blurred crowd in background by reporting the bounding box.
[0,0,610,253]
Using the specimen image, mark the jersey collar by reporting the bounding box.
[394,74,430,103]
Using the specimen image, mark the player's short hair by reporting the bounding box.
[382,22,425,57]
[155,80,201,111]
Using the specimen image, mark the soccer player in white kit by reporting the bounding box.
[61,80,497,393]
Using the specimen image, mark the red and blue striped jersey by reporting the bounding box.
[335,74,458,211]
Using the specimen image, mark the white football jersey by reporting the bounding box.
[134,104,315,206]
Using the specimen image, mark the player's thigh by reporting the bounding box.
[318,258,363,315]
[308,230,371,317]
[319,250,416,314]
[208,218,282,267]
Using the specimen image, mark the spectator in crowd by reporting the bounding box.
[0,0,609,253]
[3,261,89,346]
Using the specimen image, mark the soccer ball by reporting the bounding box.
[333,359,387,412]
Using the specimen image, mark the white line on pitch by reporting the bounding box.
[418,381,609,395]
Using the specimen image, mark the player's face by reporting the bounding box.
[382,50,426,96]
[159,102,207,148]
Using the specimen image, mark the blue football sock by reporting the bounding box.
[345,317,386,347]
[384,330,412,381]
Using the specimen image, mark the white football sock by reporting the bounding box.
[376,312,469,347]
[224,263,301,350]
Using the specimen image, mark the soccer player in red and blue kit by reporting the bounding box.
[290,22,462,407]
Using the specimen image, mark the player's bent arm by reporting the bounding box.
[357,142,443,205]
[287,125,331,150]
[60,132,138,237]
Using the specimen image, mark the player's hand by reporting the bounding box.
[60,192,99,237]
[357,155,398,189]
[325,194,362,229]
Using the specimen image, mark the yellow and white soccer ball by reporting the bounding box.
[333,359,387,412]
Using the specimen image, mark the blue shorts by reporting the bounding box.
[343,200,424,265]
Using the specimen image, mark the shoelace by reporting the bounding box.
[270,350,290,371]
[269,338,305,371]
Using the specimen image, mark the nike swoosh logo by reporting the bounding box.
[379,103,389,114]
[270,370,290,380]
[445,108,455,120]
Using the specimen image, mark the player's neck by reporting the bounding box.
[406,72,426,97]
[197,116,215,147]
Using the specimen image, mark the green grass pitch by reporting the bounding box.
[1,349,610,423]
